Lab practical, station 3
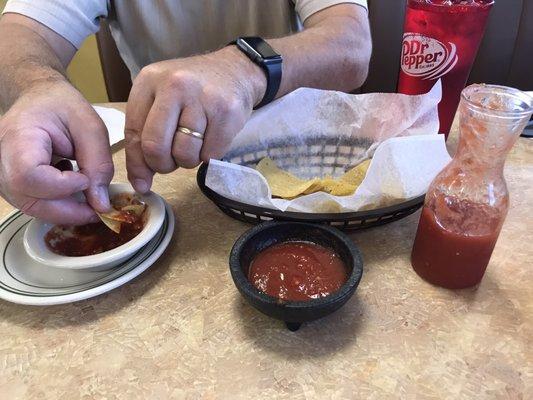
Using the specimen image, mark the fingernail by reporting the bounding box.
[94,185,111,210]
[77,180,90,192]
[134,179,149,193]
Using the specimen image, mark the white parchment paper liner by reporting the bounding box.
[206,81,451,213]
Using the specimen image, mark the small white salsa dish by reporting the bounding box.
[23,183,166,271]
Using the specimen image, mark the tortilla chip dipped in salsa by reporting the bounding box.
[256,157,370,199]
[45,193,147,256]
[97,197,146,234]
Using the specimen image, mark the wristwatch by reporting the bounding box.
[230,37,283,109]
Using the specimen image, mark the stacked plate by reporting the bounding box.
[0,198,174,306]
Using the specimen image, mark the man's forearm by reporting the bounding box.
[271,7,372,96]
[0,20,68,111]
[214,5,371,107]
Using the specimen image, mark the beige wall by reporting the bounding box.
[1,0,109,103]
[67,36,109,103]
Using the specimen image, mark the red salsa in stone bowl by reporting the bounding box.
[248,241,349,302]
[229,222,363,331]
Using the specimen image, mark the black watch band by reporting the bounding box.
[230,37,283,109]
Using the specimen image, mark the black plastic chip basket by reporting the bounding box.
[196,138,425,232]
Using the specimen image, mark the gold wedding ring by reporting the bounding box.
[177,126,204,140]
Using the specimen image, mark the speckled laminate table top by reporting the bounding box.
[0,104,531,399]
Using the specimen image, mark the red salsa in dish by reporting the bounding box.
[45,194,147,257]
[248,241,348,302]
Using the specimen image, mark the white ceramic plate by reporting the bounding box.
[0,203,174,306]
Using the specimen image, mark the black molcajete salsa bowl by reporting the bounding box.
[229,222,363,331]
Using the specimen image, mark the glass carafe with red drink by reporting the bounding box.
[411,84,533,289]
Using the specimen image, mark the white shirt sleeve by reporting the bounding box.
[1,0,108,49]
[295,0,368,22]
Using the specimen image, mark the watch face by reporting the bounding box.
[239,37,280,60]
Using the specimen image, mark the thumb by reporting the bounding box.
[66,106,114,212]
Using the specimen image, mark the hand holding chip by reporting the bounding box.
[97,194,146,233]
[124,46,266,194]
[0,81,114,224]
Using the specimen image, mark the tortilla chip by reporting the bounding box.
[97,213,122,234]
[341,159,371,184]
[329,159,371,196]
[96,196,146,233]
[256,157,371,199]
[302,179,329,195]
[256,158,319,199]
[111,193,139,209]
[121,204,146,217]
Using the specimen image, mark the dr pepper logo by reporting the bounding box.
[401,33,458,80]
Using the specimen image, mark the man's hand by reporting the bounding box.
[125,46,266,193]
[126,4,370,193]
[0,14,114,224]
[0,81,114,224]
